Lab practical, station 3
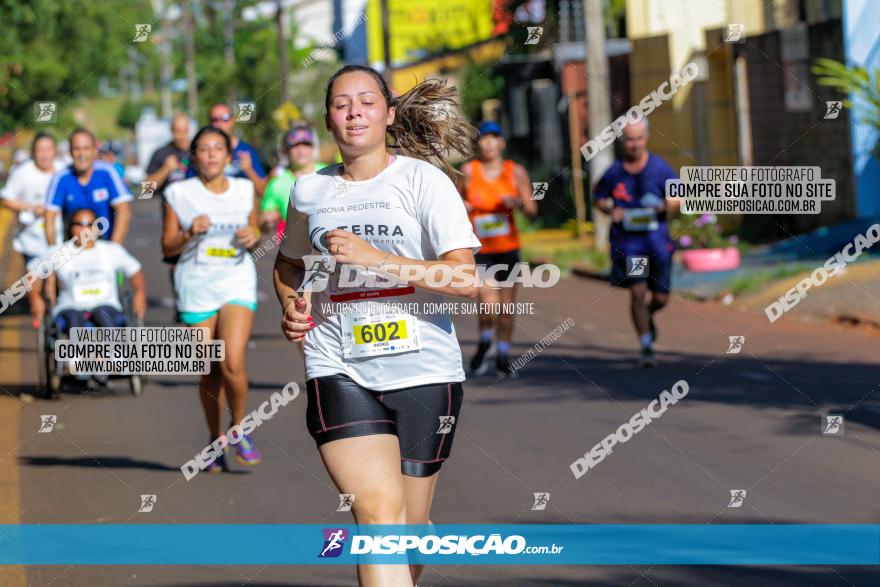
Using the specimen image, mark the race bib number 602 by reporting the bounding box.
[341,313,421,359]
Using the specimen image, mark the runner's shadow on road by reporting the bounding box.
[0,383,42,397]
[467,346,880,430]
[19,455,180,472]
[518,566,879,586]
[142,583,332,587]
[249,332,286,341]
[0,382,145,400]
[150,380,292,392]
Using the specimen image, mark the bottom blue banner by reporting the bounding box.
[0,524,877,565]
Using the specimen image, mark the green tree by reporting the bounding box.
[460,61,504,122]
[0,0,154,130]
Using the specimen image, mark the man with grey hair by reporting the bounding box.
[145,112,192,198]
[593,119,679,367]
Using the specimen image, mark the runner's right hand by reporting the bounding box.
[281,297,313,342]
[190,215,211,235]
[611,207,625,223]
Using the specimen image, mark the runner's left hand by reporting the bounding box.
[325,229,382,266]
[236,226,260,248]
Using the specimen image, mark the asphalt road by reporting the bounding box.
[1,199,878,586]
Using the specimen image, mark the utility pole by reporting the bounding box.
[584,0,613,251]
[144,47,154,98]
[225,0,236,103]
[159,7,173,118]
[567,92,587,241]
[182,0,199,119]
[128,46,142,100]
[277,0,290,104]
[381,0,392,83]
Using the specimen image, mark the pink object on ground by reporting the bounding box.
[681,247,741,272]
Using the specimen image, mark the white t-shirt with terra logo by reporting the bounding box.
[164,176,257,313]
[29,240,142,317]
[281,155,481,391]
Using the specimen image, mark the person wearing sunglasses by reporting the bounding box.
[29,207,146,334]
[259,126,329,240]
[197,104,268,196]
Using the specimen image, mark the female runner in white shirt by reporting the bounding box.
[273,65,479,587]
[162,126,262,471]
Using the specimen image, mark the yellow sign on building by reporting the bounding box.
[367,0,497,67]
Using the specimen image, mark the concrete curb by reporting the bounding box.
[0,208,26,586]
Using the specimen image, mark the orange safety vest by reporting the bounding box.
[465,160,520,254]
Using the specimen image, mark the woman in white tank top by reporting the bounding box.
[274,65,479,586]
[162,126,262,473]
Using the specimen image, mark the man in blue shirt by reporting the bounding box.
[200,103,267,195]
[593,119,679,367]
[45,128,132,245]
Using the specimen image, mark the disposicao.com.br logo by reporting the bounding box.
[318,528,348,558]
[317,527,564,560]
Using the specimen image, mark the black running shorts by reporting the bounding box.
[306,374,464,477]
[475,249,521,283]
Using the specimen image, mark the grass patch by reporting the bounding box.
[724,264,814,296]
[519,228,610,273]
[521,244,610,273]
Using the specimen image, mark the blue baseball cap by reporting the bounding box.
[284,127,315,148]
[478,121,503,137]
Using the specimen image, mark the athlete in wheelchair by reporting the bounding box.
[29,208,147,398]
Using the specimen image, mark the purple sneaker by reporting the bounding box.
[204,449,228,474]
[234,433,261,466]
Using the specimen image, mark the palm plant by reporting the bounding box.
[813,57,880,158]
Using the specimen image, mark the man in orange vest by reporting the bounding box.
[458,121,537,377]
